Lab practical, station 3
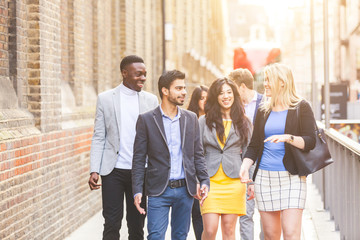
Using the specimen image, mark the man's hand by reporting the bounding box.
[199,184,209,206]
[134,193,146,215]
[88,172,101,190]
[194,183,201,200]
[247,184,255,200]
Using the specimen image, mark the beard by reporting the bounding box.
[168,94,185,106]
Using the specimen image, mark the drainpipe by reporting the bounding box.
[162,0,166,73]
[323,0,330,209]
[323,0,330,129]
[310,0,317,119]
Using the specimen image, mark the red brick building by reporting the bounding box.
[0,1,227,239]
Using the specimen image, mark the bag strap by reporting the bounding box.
[296,100,319,133]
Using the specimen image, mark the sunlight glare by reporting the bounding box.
[242,0,306,13]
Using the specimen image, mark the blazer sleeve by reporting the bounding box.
[132,114,148,196]
[241,121,253,160]
[151,95,159,108]
[244,108,263,163]
[90,96,106,174]
[298,101,316,152]
[198,116,206,151]
[193,115,210,188]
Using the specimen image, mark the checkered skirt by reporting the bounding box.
[254,169,307,211]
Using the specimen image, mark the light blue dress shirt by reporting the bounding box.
[159,106,185,180]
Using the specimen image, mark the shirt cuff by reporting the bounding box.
[134,192,142,199]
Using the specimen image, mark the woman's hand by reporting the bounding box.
[265,134,305,149]
[264,134,291,143]
[199,184,209,206]
[239,158,254,184]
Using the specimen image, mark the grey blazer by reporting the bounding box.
[199,115,250,178]
[90,85,158,176]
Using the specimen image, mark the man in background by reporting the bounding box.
[229,68,263,240]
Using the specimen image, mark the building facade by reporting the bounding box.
[335,0,360,102]
[0,0,227,239]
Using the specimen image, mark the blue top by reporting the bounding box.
[159,106,185,180]
[259,110,288,171]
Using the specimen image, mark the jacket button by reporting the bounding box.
[116,151,119,154]
[220,150,223,154]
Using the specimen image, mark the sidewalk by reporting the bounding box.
[65,176,340,239]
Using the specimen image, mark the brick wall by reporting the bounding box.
[38,0,62,132]
[166,0,227,94]
[0,0,228,239]
[0,0,8,77]
[0,126,101,240]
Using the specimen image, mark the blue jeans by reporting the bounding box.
[147,186,193,240]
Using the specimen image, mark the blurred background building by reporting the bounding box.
[1,0,360,239]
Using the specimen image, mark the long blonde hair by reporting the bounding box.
[261,63,302,113]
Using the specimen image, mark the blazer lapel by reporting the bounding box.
[259,110,271,136]
[153,106,169,150]
[113,86,122,133]
[223,122,234,150]
[210,124,223,150]
[285,108,296,134]
[179,109,186,149]
[138,91,146,113]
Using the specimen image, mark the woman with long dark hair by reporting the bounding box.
[199,78,252,240]
[187,85,208,240]
[187,85,208,117]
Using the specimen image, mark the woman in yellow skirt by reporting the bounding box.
[199,78,252,240]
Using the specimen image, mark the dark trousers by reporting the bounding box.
[191,200,203,240]
[101,168,146,240]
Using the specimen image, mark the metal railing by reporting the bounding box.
[312,122,360,240]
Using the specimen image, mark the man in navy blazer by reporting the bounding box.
[228,68,264,240]
[132,70,210,240]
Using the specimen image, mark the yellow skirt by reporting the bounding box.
[200,164,246,216]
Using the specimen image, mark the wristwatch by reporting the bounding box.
[289,135,294,143]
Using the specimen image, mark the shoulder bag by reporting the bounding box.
[291,103,333,176]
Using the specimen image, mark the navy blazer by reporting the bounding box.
[132,106,210,197]
[252,93,263,124]
[244,100,317,180]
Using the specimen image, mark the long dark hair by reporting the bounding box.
[187,85,208,117]
[205,78,251,144]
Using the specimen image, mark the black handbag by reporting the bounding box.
[290,104,333,176]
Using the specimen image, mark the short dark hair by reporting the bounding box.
[158,70,185,99]
[120,55,144,72]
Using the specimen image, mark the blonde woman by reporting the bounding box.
[239,63,317,240]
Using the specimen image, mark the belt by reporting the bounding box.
[168,179,186,189]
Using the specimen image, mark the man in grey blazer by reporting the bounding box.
[88,55,158,240]
[132,70,210,240]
